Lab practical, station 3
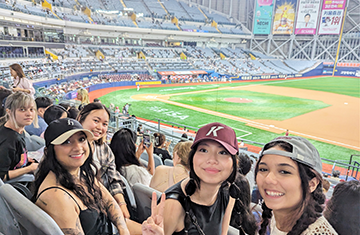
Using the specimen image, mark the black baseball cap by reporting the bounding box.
[44,118,93,147]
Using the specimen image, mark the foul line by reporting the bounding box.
[153,82,360,151]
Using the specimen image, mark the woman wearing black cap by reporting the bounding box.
[32,118,130,235]
[255,136,337,235]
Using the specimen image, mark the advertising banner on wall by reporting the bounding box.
[318,0,347,35]
[272,0,298,34]
[253,0,275,34]
[294,0,321,34]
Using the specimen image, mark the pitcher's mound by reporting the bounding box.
[224,98,253,103]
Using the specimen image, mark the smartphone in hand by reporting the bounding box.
[143,134,151,148]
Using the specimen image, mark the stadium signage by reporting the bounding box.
[253,0,274,34]
[318,0,346,35]
[272,0,298,35]
[295,0,321,35]
[158,71,207,75]
[238,73,303,81]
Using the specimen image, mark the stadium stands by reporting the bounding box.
[0,0,248,35]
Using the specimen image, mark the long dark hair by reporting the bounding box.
[255,141,325,235]
[110,128,141,174]
[324,180,360,235]
[230,174,258,235]
[78,102,110,145]
[0,88,12,118]
[184,142,248,233]
[31,138,106,214]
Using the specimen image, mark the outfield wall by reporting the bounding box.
[34,62,359,101]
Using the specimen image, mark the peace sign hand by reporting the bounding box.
[142,192,165,235]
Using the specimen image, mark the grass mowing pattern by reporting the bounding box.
[169,89,329,120]
[268,76,360,98]
[99,77,360,162]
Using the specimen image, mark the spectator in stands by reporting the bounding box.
[153,132,172,163]
[110,128,155,187]
[43,104,68,125]
[32,118,130,235]
[150,141,192,192]
[68,106,80,119]
[238,152,252,176]
[179,133,188,143]
[0,88,12,117]
[324,180,360,235]
[323,178,331,202]
[77,88,90,111]
[78,103,131,219]
[59,102,79,119]
[163,122,248,234]
[255,136,337,235]
[0,91,39,181]
[93,98,101,103]
[25,97,52,136]
[9,63,35,97]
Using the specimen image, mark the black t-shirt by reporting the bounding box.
[154,147,172,164]
[0,125,28,180]
[165,181,230,235]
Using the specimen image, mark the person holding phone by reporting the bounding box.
[143,134,152,148]
[110,128,155,187]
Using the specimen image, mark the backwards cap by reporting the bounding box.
[259,136,322,175]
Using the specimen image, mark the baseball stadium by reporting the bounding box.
[0,0,359,234]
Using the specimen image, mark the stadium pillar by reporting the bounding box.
[311,35,318,60]
[267,34,272,54]
[288,35,295,58]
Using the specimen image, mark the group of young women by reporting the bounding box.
[0,63,357,235]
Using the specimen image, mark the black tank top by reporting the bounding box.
[36,186,108,235]
[165,181,230,235]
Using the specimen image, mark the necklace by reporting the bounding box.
[175,164,188,172]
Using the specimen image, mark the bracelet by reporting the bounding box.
[119,202,127,206]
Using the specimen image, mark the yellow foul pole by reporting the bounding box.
[332,6,347,76]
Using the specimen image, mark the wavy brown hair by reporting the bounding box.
[32,139,106,215]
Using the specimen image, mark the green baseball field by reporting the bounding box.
[94,76,360,162]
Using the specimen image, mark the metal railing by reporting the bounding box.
[321,157,360,181]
